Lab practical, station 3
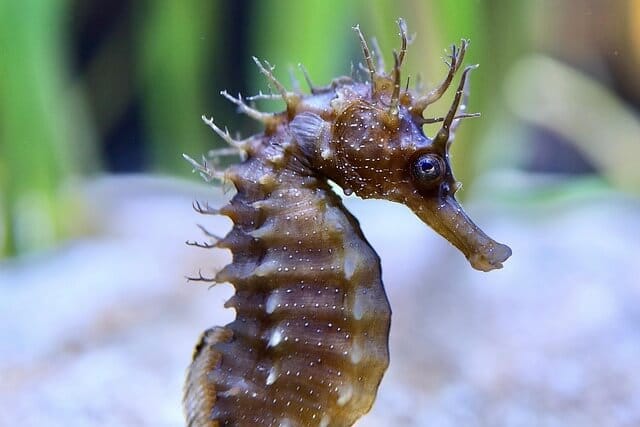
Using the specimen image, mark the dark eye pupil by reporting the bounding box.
[420,159,435,172]
[413,154,442,182]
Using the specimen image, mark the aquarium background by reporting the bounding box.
[1,1,639,426]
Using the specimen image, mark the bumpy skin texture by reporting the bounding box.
[184,20,511,427]
[185,147,390,427]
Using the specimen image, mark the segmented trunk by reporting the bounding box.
[184,140,392,427]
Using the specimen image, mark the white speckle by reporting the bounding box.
[353,292,367,320]
[266,293,279,314]
[350,338,363,364]
[337,384,353,406]
[279,419,293,427]
[218,386,241,398]
[267,152,285,165]
[258,175,269,184]
[268,329,283,347]
[266,365,278,385]
[248,223,274,239]
[254,259,279,276]
[344,250,357,279]
[319,414,331,427]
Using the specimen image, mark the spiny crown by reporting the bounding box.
[313,20,479,203]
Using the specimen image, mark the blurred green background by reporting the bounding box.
[0,0,639,257]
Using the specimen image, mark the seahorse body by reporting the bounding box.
[185,140,391,426]
[184,20,511,427]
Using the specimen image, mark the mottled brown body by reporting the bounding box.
[184,20,511,427]
[185,142,391,426]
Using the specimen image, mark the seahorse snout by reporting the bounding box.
[408,193,512,272]
[468,241,512,272]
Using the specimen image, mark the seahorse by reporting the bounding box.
[183,19,511,427]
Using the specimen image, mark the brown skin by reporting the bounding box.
[306,74,511,272]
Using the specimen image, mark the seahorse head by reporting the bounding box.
[291,23,511,272]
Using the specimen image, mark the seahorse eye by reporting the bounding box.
[411,153,444,184]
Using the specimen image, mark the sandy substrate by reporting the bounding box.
[1,175,639,427]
